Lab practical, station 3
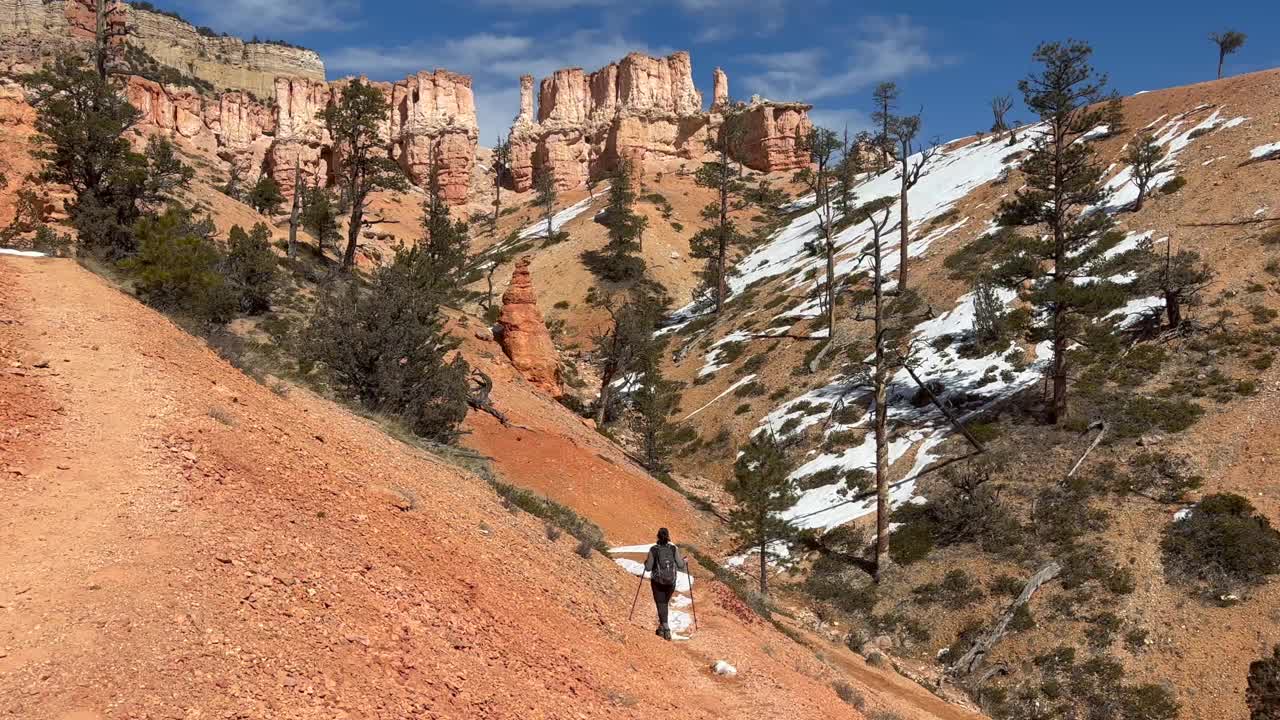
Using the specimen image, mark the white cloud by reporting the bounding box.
[328,29,668,143]
[740,15,938,102]
[173,0,359,35]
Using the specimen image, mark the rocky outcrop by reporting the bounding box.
[507,53,812,191]
[127,71,478,207]
[497,257,562,397]
[508,52,708,192]
[122,5,324,100]
[385,70,478,205]
[0,1,323,99]
[738,99,813,173]
[712,67,728,110]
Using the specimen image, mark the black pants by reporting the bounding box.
[651,582,675,627]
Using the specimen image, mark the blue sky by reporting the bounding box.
[163,0,1277,146]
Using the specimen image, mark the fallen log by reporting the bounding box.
[950,560,1062,676]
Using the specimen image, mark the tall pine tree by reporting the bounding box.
[583,162,648,285]
[728,431,798,596]
[691,106,749,312]
[321,79,408,269]
[991,41,1129,423]
[419,154,471,302]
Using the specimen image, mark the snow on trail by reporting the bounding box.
[0,248,47,258]
[610,547,695,638]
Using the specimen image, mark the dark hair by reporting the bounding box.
[657,527,670,544]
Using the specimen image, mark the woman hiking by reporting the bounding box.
[644,527,688,640]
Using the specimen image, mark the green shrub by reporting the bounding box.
[223,223,278,314]
[1159,175,1187,194]
[300,247,471,442]
[989,574,1024,597]
[1101,393,1203,439]
[124,205,235,323]
[734,402,752,415]
[490,479,608,554]
[1162,493,1280,594]
[832,681,865,709]
[912,569,985,609]
[246,174,285,215]
[1010,603,1035,631]
[1248,646,1280,719]
[733,380,767,398]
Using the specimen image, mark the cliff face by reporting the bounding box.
[0,1,323,100]
[128,70,478,206]
[123,5,325,100]
[507,52,811,192]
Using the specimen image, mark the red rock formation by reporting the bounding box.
[738,100,814,173]
[126,71,477,207]
[508,52,708,193]
[497,257,562,397]
[507,54,811,192]
[386,70,478,205]
[712,67,729,110]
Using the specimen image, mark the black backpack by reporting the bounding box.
[652,544,679,586]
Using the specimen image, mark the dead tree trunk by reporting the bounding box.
[288,156,302,259]
[951,561,1061,675]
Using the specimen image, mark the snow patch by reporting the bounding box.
[0,248,46,258]
[517,190,604,239]
[681,374,758,422]
[1250,142,1280,161]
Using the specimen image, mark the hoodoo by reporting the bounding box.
[507,51,813,192]
[497,256,562,397]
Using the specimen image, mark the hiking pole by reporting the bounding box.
[688,572,698,632]
[627,568,646,621]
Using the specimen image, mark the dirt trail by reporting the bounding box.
[0,256,981,720]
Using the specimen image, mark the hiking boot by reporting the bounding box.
[655,627,664,638]
[660,625,672,641]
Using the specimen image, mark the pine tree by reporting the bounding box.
[591,290,663,425]
[843,205,928,581]
[583,162,648,285]
[224,222,279,314]
[631,347,679,473]
[692,106,749,312]
[889,112,939,292]
[321,79,408,269]
[419,155,471,301]
[871,82,899,170]
[991,40,1130,424]
[288,156,302,258]
[727,431,798,595]
[1210,30,1246,79]
[1124,132,1165,212]
[491,133,511,234]
[301,245,470,442]
[533,166,557,240]
[795,127,843,355]
[1134,237,1213,329]
[301,183,340,258]
[23,56,192,259]
[247,174,284,215]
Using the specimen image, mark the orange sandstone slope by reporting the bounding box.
[0,256,983,720]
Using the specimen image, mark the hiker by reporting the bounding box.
[644,527,687,640]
